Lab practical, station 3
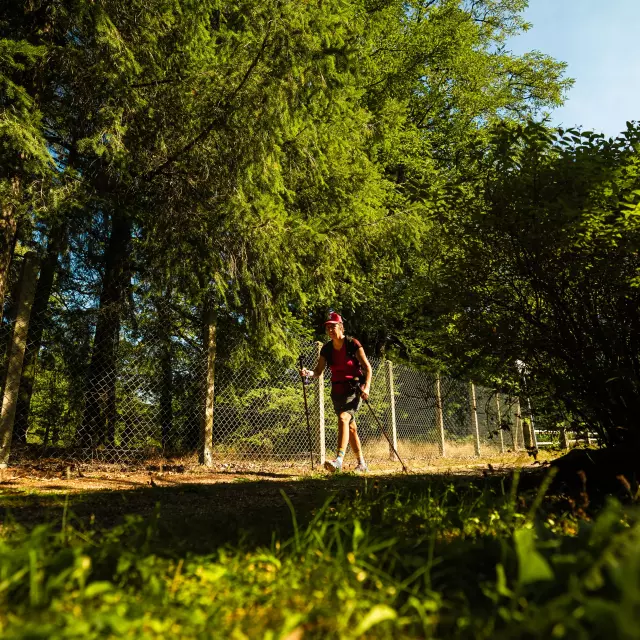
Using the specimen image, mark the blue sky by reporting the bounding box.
[508,0,640,138]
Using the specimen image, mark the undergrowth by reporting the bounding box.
[1,472,639,639]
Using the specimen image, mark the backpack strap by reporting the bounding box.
[320,340,333,365]
[347,337,364,380]
[345,336,360,359]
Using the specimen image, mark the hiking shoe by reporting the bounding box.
[324,458,342,473]
[354,463,368,474]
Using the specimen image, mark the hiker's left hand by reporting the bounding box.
[360,386,370,401]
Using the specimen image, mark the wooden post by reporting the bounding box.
[199,303,216,467]
[522,407,533,449]
[469,382,481,457]
[526,396,539,450]
[0,252,39,467]
[513,399,521,451]
[316,342,325,466]
[559,425,569,450]
[435,374,445,456]
[386,360,398,460]
[495,392,505,453]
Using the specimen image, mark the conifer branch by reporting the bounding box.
[142,29,272,181]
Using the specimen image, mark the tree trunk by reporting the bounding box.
[0,253,39,466]
[0,179,19,315]
[80,213,131,449]
[199,297,216,466]
[154,293,174,451]
[13,224,66,445]
[0,259,25,401]
[159,340,173,450]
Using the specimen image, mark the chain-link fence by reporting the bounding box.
[0,289,531,468]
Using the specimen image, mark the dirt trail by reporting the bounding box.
[0,452,545,494]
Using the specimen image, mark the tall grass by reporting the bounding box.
[1,476,639,638]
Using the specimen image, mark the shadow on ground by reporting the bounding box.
[0,468,553,556]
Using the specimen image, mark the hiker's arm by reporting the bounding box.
[356,348,372,399]
[300,356,326,379]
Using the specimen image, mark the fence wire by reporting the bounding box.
[1,308,534,468]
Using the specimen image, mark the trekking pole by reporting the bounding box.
[298,355,314,471]
[362,396,409,474]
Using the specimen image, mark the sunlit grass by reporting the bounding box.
[0,473,638,638]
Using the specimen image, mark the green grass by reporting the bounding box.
[1,472,639,638]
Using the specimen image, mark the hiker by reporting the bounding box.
[300,312,373,473]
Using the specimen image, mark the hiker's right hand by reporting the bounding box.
[300,368,311,378]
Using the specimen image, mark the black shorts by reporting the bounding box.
[331,390,362,419]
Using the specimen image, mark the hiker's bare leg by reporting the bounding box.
[338,412,350,454]
[348,418,363,459]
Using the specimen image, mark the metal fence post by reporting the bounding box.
[0,252,39,468]
[385,360,398,460]
[316,342,325,466]
[495,392,505,453]
[469,382,481,457]
[435,374,445,457]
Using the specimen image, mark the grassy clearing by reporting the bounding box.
[0,470,639,639]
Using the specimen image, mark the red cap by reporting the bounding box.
[324,312,343,325]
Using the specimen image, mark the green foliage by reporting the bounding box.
[419,121,640,443]
[1,479,639,638]
[0,38,51,176]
